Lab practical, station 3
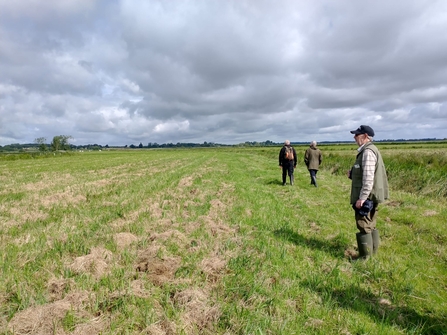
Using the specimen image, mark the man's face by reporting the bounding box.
[354,133,367,146]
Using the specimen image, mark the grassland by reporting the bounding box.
[1,143,446,334]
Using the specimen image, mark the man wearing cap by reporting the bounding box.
[349,125,389,260]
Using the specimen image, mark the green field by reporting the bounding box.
[1,144,446,334]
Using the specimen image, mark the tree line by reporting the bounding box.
[0,136,444,153]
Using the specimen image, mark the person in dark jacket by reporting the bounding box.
[348,125,389,260]
[304,141,322,187]
[279,140,297,186]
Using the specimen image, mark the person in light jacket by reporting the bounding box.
[304,141,322,187]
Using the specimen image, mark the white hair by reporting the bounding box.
[284,140,290,145]
[310,141,317,147]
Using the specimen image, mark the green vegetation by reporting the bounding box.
[0,143,446,334]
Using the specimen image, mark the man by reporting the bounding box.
[304,141,322,187]
[349,125,389,259]
[279,140,297,186]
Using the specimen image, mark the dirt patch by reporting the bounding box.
[423,210,438,216]
[309,222,320,232]
[130,279,152,298]
[40,190,86,208]
[142,319,177,335]
[22,180,52,192]
[85,178,117,188]
[8,300,72,334]
[70,247,113,278]
[178,176,193,187]
[136,256,181,287]
[150,229,189,246]
[47,278,73,302]
[148,201,163,219]
[9,207,49,224]
[209,199,226,215]
[201,256,227,283]
[7,291,92,335]
[71,317,109,335]
[13,233,35,246]
[344,248,358,259]
[205,219,236,237]
[172,288,220,333]
[114,232,138,250]
[136,246,181,287]
[386,200,403,207]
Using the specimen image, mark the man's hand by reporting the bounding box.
[355,199,365,209]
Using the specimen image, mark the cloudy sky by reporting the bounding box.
[1,0,446,146]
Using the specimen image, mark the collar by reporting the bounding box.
[358,141,373,152]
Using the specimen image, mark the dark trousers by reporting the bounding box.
[309,169,318,185]
[282,163,294,183]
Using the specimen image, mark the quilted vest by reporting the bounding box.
[350,142,389,204]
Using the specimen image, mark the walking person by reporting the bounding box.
[279,140,297,186]
[304,141,322,187]
[348,125,389,260]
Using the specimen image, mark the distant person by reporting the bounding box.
[304,141,322,187]
[348,125,389,260]
[279,140,297,186]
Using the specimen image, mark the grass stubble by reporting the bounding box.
[0,144,446,334]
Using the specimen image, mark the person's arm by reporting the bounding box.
[304,149,309,166]
[279,148,283,166]
[359,149,377,200]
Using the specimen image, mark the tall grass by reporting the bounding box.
[0,145,446,334]
[318,143,447,198]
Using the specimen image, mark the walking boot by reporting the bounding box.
[355,232,373,260]
[372,229,380,255]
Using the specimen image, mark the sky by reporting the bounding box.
[1,0,447,146]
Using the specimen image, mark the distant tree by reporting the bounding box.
[130,144,136,148]
[51,135,72,151]
[34,137,47,152]
[138,142,143,148]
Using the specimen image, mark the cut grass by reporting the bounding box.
[1,145,446,334]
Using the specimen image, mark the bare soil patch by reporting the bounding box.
[7,291,94,335]
[172,288,220,333]
[69,247,113,278]
[114,232,138,250]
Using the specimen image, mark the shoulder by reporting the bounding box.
[363,148,378,160]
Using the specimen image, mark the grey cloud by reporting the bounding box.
[1,0,447,146]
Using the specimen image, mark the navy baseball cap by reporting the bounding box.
[350,125,375,137]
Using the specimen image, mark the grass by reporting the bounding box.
[0,145,446,334]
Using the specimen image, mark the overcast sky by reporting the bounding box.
[1,0,446,146]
